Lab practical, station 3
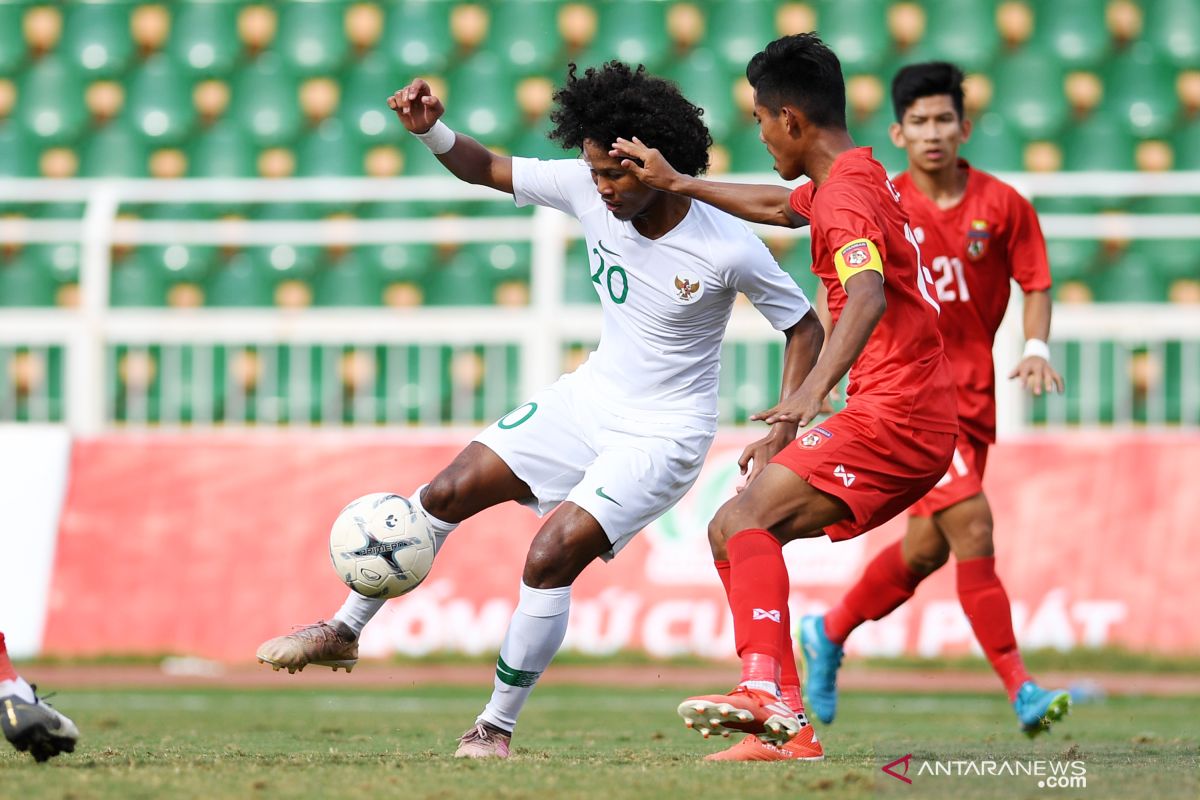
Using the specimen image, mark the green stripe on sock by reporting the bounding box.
[496,655,541,688]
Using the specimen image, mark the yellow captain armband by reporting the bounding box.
[833,238,884,286]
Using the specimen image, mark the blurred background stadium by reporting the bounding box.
[0,0,1197,669]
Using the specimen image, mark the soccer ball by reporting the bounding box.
[329,493,435,598]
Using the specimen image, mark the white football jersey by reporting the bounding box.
[512,157,812,429]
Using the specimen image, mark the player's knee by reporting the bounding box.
[907,538,950,575]
[522,536,579,589]
[707,498,759,558]
[952,517,994,559]
[421,468,472,523]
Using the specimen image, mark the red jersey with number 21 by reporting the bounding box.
[789,147,957,434]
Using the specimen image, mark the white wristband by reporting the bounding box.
[413,120,456,155]
[1023,338,1051,361]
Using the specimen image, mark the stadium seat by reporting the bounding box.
[61,1,133,80]
[918,0,1000,74]
[1145,0,1200,68]
[589,1,669,71]
[314,250,382,306]
[341,51,404,144]
[1088,249,1170,302]
[1046,238,1101,282]
[0,4,26,77]
[1062,116,1135,171]
[445,51,519,146]
[989,48,1068,141]
[167,0,241,78]
[563,239,601,304]
[125,54,197,147]
[381,0,454,74]
[665,49,737,143]
[276,1,349,78]
[1102,47,1180,138]
[960,112,1025,172]
[230,53,302,148]
[1031,0,1110,70]
[205,252,274,307]
[140,204,218,288]
[422,246,497,305]
[0,251,56,307]
[0,121,34,177]
[189,120,256,178]
[488,0,561,78]
[80,119,148,177]
[15,55,85,146]
[816,0,889,76]
[726,121,772,173]
[704,0,775,71]
[850,110,907,175]
[110,251,169,307]
[297,119,364,176]
[1173,118,1200,169]
[509,116,564,161]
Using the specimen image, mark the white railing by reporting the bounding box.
[0,174,1198,434]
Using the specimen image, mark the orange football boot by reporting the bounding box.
[677,686,801,743]
[704,724,825,762]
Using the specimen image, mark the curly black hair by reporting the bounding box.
[548,61,712,177]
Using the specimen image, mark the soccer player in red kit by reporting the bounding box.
[799,62,1071,738]
[612,34,958,761]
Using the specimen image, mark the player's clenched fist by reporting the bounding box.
[387,79,445,134]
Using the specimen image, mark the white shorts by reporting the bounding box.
[473,370,715,559]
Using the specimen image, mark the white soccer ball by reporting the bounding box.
[329,493,435,599]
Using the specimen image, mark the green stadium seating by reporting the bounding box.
[510,116,565,161]
[1145,0,1200,69]
[167,1,241,78]
[816,0,889,76]
[81,119,148,177]
[704,0,775,72]
[381,0,454,75]
[341,51,404,144]
[0,251,56,307]
[205,252,274,307]
[140,204,218,287]
[1173,118,1200,169]
[297,119,364,176]
[488,0,561,78]
[1088,249,1171,302]
[276,1,349,78]
[189,120,256,178]
[960,112,1025,172]
[1031,0,1110,70]
[0,122,35,177]
[61,1,134,80]
[563,239,601,304]
[125,54,197,147]
[918,0,1001,73]
[0,4,27,77]
[850,110,907,174]
[110,251,169,307]
[359,239,436,287]
[446,51,519,146]
[25,243,81,286]
[1102,46,1180,139]
[1062,116,1135,171]
[422,246,497,305]
[589,1,670,72]
[989,48,1068,141]
[1045,238,1101,281]
[230,54,301,148]
[725,121,771,173]
[15,55,86,146]
[666,48,737,143]
[314,250,382,306]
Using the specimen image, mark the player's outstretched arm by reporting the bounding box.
[738,308,824,486]
[388,79,513,195]
[753,271,886,427]
[610,137,807,228]
[1008,289,1065,396]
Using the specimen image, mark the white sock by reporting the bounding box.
[333,485,459,638]
[0,677,35,703]
[478,582,572,733]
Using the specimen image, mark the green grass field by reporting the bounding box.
[3,685,1197,800]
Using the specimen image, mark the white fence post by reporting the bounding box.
[68,186,118,435]
[523,206,570,402]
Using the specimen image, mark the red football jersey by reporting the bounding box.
[892,162,1051,443]
[790,148,957,434]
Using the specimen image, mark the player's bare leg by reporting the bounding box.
[458,504,612,758]
[257,443,533,673]
[681,466,846,746]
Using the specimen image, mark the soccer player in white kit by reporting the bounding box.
[256,61,824,758]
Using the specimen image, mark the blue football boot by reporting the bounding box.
[799,614,844,725]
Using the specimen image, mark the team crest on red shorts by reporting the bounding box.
[966,219,990,261]
[799,426,833,449]
[842,242,871,267]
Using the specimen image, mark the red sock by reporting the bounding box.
[718,557,804,711]
[0,632,16,682]
[824,540,925,645]
[957,556,1031,701]
[728,529,789,684]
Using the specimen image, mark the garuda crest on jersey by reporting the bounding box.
[674,275,703,303]
[966,219,990,261]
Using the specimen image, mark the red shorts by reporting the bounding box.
[908,434,989,517]
[770,407,956,541]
